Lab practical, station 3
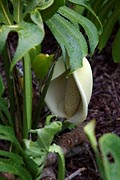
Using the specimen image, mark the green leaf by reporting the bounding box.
[84,120,97,152]
[0,75,4,97]
[30,9,43,28]
[23,0,54,15]
[0,150,32,180]
[0,21,44,68]
[91,0,105,13]
[31,53,53,79]
[47,13,88,71]
[68,0,103,34]
[112,28,120,63]
[0,98,12,126]
[84,120,106,180]
[58,6,99,54]
[0,125,22,152]
[45,115,56,125]
[98,0,120,24]
[0,25,12,53]
[0,0,13,25]
[37,0,54,10]
[49,144,65,180]
[24,121,62,179]
[41,0,65,21]
[30,121,62,150]
[99,133,120,180]
[10,21,44,71]
[98,5,120,51]
[9,0,23,23]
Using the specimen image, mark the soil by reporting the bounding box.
[0,28,120,180]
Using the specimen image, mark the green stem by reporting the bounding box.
[23,53,32,139]
[0,0,12,25]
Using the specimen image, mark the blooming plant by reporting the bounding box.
[0,0,99,179]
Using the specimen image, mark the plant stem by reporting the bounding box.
[23,53,32,139]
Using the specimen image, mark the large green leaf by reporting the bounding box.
[112,28,120,63]
[0,150,32,180]
[99,133,120,180]
[10,21,44,71]
[68,0,102,34]
[58,6,99,54]
[47,13,88,71]
[0,21,44,70]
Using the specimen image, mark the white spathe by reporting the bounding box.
[45,57,93,125]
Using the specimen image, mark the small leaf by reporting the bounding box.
[99,133,120,180]
[31,53,54,79]
[112,28,120,63]
[30,121,62,150]
[49,144,65,180]
[24,121,62,179]
[84,119,97,152]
